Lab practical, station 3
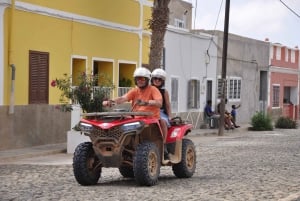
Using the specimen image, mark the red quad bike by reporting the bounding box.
[73,108,196,186]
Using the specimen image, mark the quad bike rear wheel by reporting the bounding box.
[172,138,196,178]
[133,142,161,186]
[73,142,102,185]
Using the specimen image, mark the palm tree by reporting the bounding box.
[148,0,170,71]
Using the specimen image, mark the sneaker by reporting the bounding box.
[164,153,169,160]
[164,147,169,160]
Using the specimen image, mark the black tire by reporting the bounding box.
[119,165,134,178]
[172,138,196,178]
[73,142,101,185]
[133,142,161,186]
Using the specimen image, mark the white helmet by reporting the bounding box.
[133,67,151,79]
[151,68,166,80]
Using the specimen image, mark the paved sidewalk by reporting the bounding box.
[0,124,250,163]
[0,143,67,163]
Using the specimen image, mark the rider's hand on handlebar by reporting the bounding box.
[103,100,115,107]
[136,99,149,106]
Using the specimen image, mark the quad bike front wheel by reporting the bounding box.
[172,138,196,178]
[73,142,102,185]
[133,142,161,186]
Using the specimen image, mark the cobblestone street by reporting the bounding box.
[1,129,300,201]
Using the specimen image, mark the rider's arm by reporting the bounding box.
[149,86,162,108]
[147,99,162,108]
[102,95,128,107]
[113,96,128,104]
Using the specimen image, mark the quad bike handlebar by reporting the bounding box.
[81,111,153,117]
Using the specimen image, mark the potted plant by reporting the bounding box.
[51,72,114,153]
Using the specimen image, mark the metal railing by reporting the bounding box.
[118,87,132,97]
[70,86,113,104]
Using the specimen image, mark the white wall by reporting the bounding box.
[164,27,218,114]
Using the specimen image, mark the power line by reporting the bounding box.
[207,0,224,51]
[279,0,300,18]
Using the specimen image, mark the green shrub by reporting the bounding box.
[250,112,273,131]
[119,77,132,87]
[275,116,297,129]
[51,73,114,113]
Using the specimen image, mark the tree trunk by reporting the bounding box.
[148,0,170,71]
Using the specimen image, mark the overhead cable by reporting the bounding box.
[207,0,224,52]
[279,0,300,18]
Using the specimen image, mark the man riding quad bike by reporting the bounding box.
[73,68,196,186]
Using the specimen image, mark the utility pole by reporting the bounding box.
[218,0,230,136]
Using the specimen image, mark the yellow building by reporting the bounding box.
[0,0,153,150]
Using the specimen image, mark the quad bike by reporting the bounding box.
[73,104,196,186]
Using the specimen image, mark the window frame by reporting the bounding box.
[291,50,295,63]
[174,18,185,28]
[187,79,200,109]
[171,76,179,112]
[276,46,281,60]
[217,77,241,102]
[272,84,280,108]
[228,77,241,101]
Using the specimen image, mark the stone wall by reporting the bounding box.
[0,105,70,150]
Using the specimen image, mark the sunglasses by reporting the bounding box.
[135,77,146,81]
[153,77,163,81]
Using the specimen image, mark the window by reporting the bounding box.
[171,77,179,112]
[174,18,185,28]
[283,87,291,103]
[72,57,86,86]
[206,80,213,102]
[228,78,241,100]
[187,79,200,109]
[29,50,49,104]
[276,46,281,60]
[272,85,280,107]
[285,48,289,62]
[291,50,295,63]
[217,78,227,99]
[270,46,273,59]
[217,78,241,101]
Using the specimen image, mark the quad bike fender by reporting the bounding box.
[162,124,192,164]
[166,124,193,143]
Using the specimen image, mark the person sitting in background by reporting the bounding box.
[217,98,236,130]
[204,100,220,128]
[204,100,215,117]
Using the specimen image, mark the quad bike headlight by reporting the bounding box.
[79,122,93,134]
[121,121,143,132]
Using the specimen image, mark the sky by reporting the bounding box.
[185,0,300,48]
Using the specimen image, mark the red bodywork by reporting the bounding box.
[80,114,192,143]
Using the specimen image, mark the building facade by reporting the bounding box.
[193,30,271,124]
[0,0,153,150]
[164,27,217,128]
[268,43,299,120]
